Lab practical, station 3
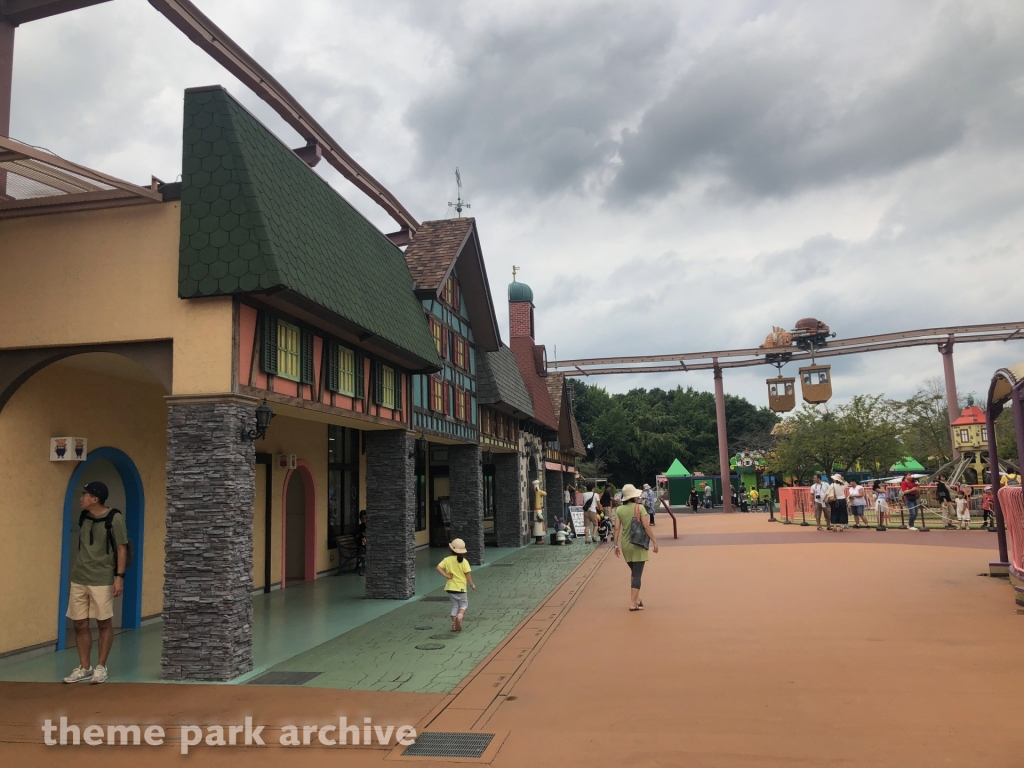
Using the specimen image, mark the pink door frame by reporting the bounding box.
[280,460,317,588]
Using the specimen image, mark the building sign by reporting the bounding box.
[277,454,297,470]
[50,437,87,462]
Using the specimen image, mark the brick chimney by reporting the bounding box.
[508,281,535,340]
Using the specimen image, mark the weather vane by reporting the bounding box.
[448,167,471,217]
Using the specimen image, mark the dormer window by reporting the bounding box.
[443,276,459,309]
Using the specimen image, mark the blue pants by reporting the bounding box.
[907,497,919,527]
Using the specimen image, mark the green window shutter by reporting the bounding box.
[300,329,315,385]
[394,371,403,412]
[354,353,365,399]
[261,313,278,375]
[373,361,384,405]
[325,341,339,393]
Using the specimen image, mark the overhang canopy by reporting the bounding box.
[0,136,162,219]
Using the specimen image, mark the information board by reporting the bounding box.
[569,506,586,536]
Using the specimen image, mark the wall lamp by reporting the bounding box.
[480,449,494,466]
[409,435,428,460]
[241,399,275,441]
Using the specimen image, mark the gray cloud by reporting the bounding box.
[404,2,678,196]
[609,7,1024,202]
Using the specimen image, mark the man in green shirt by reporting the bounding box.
[63,481,127,685]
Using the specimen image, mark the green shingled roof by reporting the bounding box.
[478,344,535,417]
[177,86,441,367]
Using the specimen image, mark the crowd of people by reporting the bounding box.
[808,472,997,531]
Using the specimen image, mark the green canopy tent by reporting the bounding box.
[661,459,694,505]
[891,456,926,473]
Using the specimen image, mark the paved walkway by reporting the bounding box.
[257,541,594,692]
[2,516,1021,766]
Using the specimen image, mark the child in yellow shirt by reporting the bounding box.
[436,538,476,632]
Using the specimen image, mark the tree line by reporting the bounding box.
[569,377,1018,487]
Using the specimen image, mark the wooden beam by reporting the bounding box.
[147,0,419,234]
[0,0,112,26]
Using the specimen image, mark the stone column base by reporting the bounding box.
[494,452,525,548]
[365,430,416,599]
[161,396,256,681]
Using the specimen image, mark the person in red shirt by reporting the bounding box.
[901,474,921,530]
[982,486,995,529]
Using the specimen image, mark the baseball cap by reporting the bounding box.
[83,481,109,503]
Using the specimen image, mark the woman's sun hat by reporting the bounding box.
[449,538,468,554]
[831,473,844,482]
[620,483,643,502]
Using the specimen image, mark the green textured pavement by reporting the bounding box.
[0,547,520,684]
[256,541,597,693]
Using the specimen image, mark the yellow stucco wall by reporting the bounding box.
[254,415,332,587]
[0,357,168,655]
[0,203,233,395]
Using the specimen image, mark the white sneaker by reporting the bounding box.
[908,526,918,531]
[90,664,108,684]
[63,666,93,684]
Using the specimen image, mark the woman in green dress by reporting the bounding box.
[612,484,659,611]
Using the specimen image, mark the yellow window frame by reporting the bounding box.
[381,366,396,409]
[277,321,301,382]
[338,346,355,396]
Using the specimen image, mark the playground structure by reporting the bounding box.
[986,361,1024,586]
[925,399,1021,486]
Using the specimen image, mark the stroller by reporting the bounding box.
[597,514,613,542]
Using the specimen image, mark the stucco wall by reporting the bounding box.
[0,357,168,655]
[0,202,233,395]
[254,415,330,587]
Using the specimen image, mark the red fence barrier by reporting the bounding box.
[778,487,813,524]
[998,486,1024,577]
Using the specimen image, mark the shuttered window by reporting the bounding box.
[455,388,466,421]
[380,365,396,409]
[300,329,314,385]
[430,377,444,412]
[354,352,365,399]
[429,317,443,355]
[261,313,278,374]
[276,321,301,382]
[338,347,355,396]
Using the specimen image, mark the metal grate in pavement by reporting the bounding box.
[487,563,515,566]
[402,732,494,758]
[247,671,321,686]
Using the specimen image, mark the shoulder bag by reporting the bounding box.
[628,502,650,549]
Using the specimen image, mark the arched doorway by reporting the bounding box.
[58,447,145,650]
[281,461,316,587]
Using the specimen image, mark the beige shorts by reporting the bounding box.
[67,582,114,621]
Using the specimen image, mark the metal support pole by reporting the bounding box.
[983,409,1007,573]
[0,18,13,198]
[713,361,732,513]
[940,338,961,460]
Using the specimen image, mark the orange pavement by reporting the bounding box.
[2,515,1021,767]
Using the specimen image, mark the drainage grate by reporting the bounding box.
[415,626,433,630]
[247,671,321,686]
[422,596,451,601]
[429,634,454,640]
[402,732,494,758]
[488,563,515,567]
[415,643,446,650]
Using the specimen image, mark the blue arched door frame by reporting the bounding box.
[57,447,146,650]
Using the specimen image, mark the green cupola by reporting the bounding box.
[508,281,534,304]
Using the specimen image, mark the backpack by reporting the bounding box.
[583,494,595,512]
[78,509,134,575]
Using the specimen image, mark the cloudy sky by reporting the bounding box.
[11,0,1024,406]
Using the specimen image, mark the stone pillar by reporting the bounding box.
[162,397,256,681]
[545,468,564,526]
[449,444,485,565]
[494,452,524,547]
[365,430,416,599]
